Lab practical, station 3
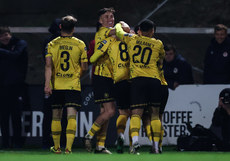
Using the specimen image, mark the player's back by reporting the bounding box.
[107,38,130,83]
[127,35,164,80]
[47,36,87,91]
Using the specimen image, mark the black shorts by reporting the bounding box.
[93,75,115,104]
[114,80,131,109]
[50,90,81,110]
[160,85,169,115]
[130,77,161,109]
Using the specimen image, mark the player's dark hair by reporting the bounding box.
[0,26,10,35]
[61,15,77,34]
[139,19,156,33]
[164,44,176,53]
[134,25,140,34]
[96,7,115,31]
[214,24,227,33]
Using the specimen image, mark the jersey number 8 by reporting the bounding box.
[119,42,129,61]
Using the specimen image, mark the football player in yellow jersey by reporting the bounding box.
[44,15,88,154]
[90,34,131,154]
[115,20,165,154]
[132,25,169,154]
[84,7,117,154]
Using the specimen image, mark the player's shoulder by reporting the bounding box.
[150,37,163,44]
[48,36,61,46]
[71,37,85,45]
[123,33,136,38]
[97,27,112,35]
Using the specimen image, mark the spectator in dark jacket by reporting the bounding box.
[0,26,28,149]
[163,44,194,90]
[203,24,230,84]
[210,88,230,151]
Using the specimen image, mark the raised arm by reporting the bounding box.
[90,37,112,64]
[115,23,126,40]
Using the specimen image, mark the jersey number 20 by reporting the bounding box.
[132,45,152,65]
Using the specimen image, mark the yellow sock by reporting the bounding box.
[51,119,62,150]
[88,122,101,138]
[130,115,141,138]
[151,119,161,142]
[116,115,128,135]
[159,125,164,148]
[66,115,77,151]
[145,124,152,142]
[96,130,106,147]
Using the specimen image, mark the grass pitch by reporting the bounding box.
[0,146,230,161]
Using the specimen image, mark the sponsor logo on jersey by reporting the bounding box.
[56,72,73,78]
[102,40,107,44]
[97,40,107,50]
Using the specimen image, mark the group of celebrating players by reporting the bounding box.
[44,7,168,155]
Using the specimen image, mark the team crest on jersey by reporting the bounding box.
[84,47,87,51]
[173,67,178,74]
[223,52,228,57]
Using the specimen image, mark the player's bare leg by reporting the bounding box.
[85,102,115,153]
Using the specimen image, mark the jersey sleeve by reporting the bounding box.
[80,42,88,63]
[46,42,53,57]
[90,37,112,63]
[158,40,165,60]
[115,23,133,44]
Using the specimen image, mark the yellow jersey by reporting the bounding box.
[116,24,165,80]
[90,37,130,83]
[159,69,168,85]
[46,36,88,91]
[94,27,113,78]
[107,38,129,83]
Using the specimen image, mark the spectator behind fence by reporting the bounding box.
[203,24,230,84]
[0,26,28,149]
[163,44,194,90]
[210,88,230,151]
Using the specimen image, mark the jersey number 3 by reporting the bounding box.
[60,51,70,71]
